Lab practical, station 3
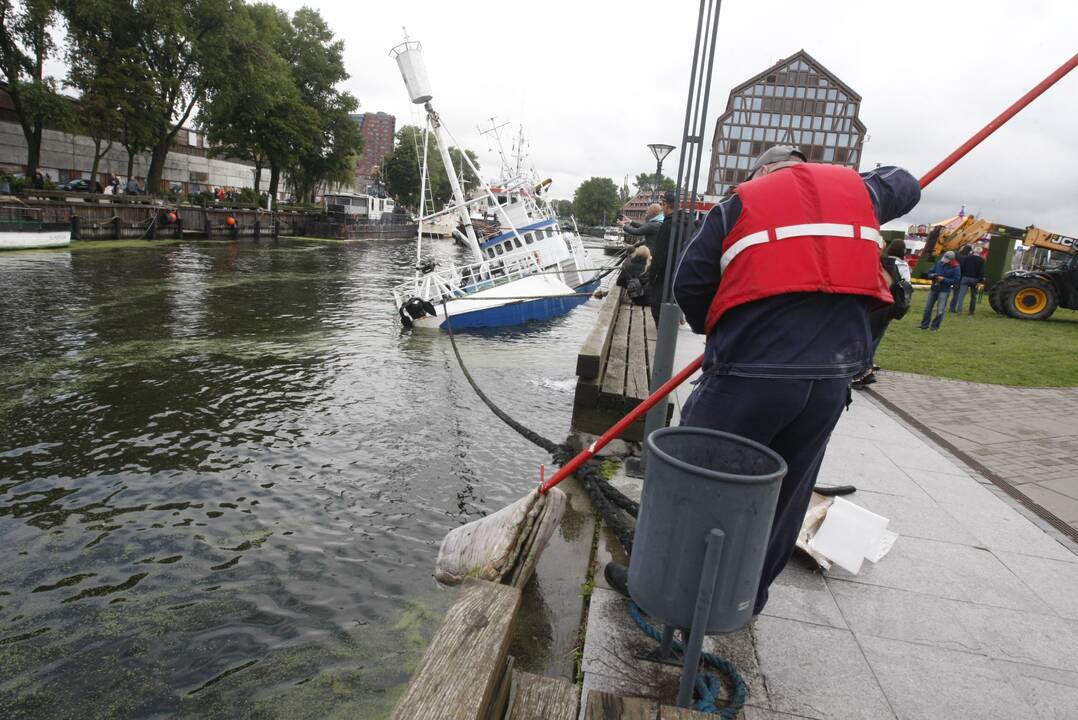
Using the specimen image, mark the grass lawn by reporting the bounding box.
[875,288,1078,387]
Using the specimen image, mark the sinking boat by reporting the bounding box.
[0,205,70,250]
[389,38,604,330]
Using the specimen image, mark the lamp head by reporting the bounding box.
[648,143,675,164]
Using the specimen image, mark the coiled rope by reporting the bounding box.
[628,602,747,719]
[441,299,745,715]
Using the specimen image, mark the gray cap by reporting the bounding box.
[748,145,807,179]
[942,250,956,261]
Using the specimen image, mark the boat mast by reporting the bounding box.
[425,102,483,262]
[390,36,483,263]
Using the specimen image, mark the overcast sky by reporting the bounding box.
[268,0,1078,232]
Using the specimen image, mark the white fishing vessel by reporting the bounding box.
[0,205,70,250]
[389,38,604,330]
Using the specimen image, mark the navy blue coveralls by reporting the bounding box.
[673,166,921,613]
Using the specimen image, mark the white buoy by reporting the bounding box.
[389,39,433,105]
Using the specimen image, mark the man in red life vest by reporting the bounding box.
[672,146,921,614]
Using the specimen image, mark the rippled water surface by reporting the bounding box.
[0,237,602,718]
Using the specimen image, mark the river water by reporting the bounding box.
[0,236,604,718]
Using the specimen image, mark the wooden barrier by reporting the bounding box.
[572,287,670,442]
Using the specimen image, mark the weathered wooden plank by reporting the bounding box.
[600,299,632,399]
[658,704,717,719]
[643,306,658,381]
[576,287,625,379]
[584,690,659,719]
[391,579,522,720]
[625,305,649,402]
[483,655,514,720]
[507,671,578,720]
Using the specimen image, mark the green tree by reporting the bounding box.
[199,2,319,197]
[279,7,362,202]
[0,0,71,176]
[380,125,479,210]
[552,199,574,218]
[63,0,153,185]
[107,0,248,193]
[634,171,676,194]
[572,177,621,226]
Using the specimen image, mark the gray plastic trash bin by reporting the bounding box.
[628,426,786,633]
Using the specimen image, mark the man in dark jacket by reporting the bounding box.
[949,244,986,314]
[671,146,920,614]
[621,203,663,253]
[647,191,680,323]
[919,250,961,330]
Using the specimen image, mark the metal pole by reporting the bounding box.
[919,51,1078,189]
[643,0,722,456]
[677,528,725,708]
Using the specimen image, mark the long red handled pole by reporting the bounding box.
[539,53,1078,495]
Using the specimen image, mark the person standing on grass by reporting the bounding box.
[950,244,986,314]
[600,146,920,614]
[854,238,913,387]
[919,250,961,331]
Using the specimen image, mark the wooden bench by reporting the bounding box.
[572,286,670,442]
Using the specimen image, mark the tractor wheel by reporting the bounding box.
[988,280,1008,315]
[1001,277,1058,320]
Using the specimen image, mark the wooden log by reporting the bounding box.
[584,690,658,719]
[576,286,624,379]
[507,671,578,720]
[391,579,521,720]
[643,307,658,380]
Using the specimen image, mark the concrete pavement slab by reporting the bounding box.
[851,490,979,545]
[858,634,1036,720]
[952,602,1078,670]
[759,557,847,630]
[992,660,1078,720]
[753,615,895,720]
[827,535,1052,613]
[827,580,981,654]
[938,498,1078,563]
[995,552,1078,620]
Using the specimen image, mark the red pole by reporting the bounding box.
[919,52,1078,189]
[539,52,1078,495]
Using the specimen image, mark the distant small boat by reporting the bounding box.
[0,206,70,250]
[603,229,628,255]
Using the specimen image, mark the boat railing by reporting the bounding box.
[0,205,43,226]
[392,249,545,307]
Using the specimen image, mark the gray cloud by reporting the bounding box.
[274,0,1078,232]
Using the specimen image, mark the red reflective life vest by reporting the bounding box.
[704,163,892,334]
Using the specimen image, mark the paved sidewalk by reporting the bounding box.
[582,386,1078,719]
[868,373,1078,536]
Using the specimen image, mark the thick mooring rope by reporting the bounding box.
[441,302,745,715]
[629,602,747,719]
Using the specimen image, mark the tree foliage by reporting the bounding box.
[634,171,676,193]
[0,0,71,175]
[277,7,362,203]
[573,177,622,226]
[552,199,573,218]
[381,125,479,210]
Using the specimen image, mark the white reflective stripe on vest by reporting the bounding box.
[720,223,882,272]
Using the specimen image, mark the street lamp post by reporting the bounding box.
[647,143,675,202]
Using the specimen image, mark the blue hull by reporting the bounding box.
[438,279,600,330]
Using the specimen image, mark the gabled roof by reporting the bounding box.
[726,49,862,103]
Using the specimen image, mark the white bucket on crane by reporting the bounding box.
[390,40,432,105]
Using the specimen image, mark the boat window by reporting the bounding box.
[524,233,534,244]
[495,244,504,256]
[513,237,523,249]
[503,241,512,253]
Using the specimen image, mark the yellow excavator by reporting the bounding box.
[916,216,1077,320]
[988,226,1077,320]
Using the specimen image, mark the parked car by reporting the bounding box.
[61,178,93,192]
